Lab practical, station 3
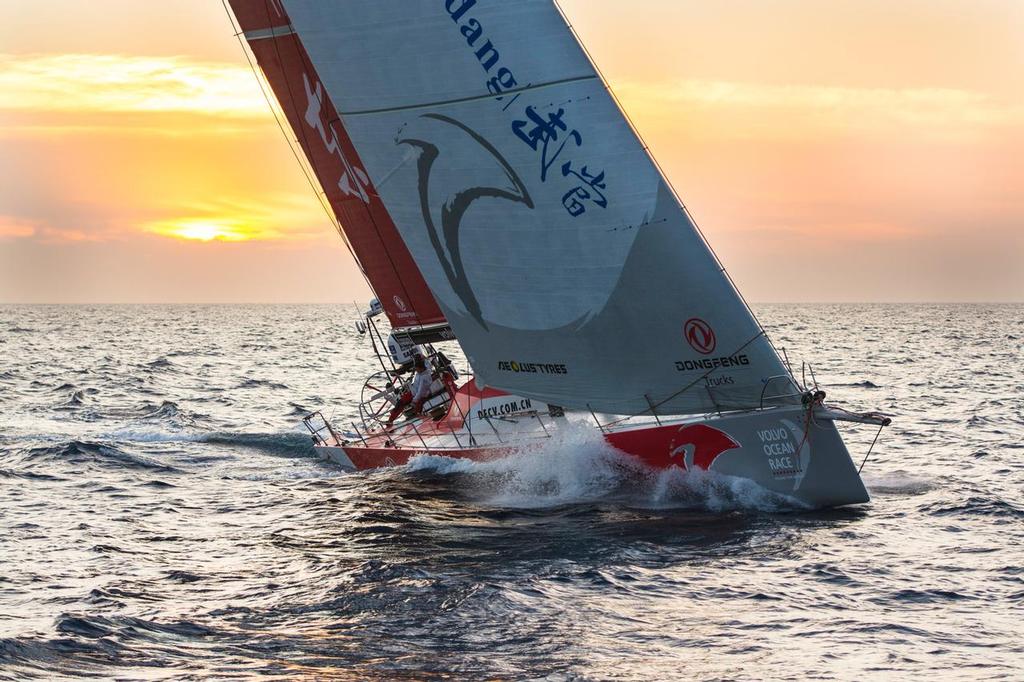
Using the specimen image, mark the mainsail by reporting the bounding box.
[230,0,797,415]
[227,0,448,337]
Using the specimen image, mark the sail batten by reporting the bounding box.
[335,75,600,118]
[242,0,797,415]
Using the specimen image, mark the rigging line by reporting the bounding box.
[268,3,428,327]
[222,3,342,239]
[793,395,815,460]
[552,0,792,380]
[655,331,765,409]
[601,330,769,429]
[251,1,373,278]
[858,422,885,475]
[219,0,366,279]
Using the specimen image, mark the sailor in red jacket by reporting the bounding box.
[385,355,432,428]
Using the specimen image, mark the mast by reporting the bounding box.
[225,0,450,341]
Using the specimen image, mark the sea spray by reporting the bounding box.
[405,421,802,512]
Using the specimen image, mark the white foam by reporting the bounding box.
[405,422,798,512]
[862,469,935,496]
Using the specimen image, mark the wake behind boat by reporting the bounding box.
[224,0,890,508]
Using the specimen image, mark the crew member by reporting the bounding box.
[385,355,433,427]
[433,350,459,395]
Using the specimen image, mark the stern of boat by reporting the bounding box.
[604,404,873,508]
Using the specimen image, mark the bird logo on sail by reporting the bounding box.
[397,113,534,330]
[668,423,741,470]
[684,318,716,355]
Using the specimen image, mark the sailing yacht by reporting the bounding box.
[225,0,890,508]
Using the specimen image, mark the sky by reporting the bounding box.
[0,0,1021,303]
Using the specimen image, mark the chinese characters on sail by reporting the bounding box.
[511,104,607,217]
[302,74,372,203]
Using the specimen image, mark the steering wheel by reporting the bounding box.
[358,370,404,430]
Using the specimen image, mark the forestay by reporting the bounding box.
[227,0,448,335]
[278,0,797,415]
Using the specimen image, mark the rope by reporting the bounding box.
[256,0,425,325]
[600,330,766,428]
[858,422,885,475]
[220,0,367,278]
[793,394,817,460]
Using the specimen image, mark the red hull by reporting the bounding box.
[339,421,738,473]
[342,444,511,470]
[317,381,876,508]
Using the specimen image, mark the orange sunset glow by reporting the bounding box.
[1,0,1021,302]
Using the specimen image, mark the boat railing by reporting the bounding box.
[302,410,342,447]
[364,407,553,454]
[593,375,807,433]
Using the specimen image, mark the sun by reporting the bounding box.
[145,218,259,242]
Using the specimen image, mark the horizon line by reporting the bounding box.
[1,300,1021,306]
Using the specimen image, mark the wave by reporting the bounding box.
[99,428,316,458]
[237,378,289,390]
[287,402,313,417]
[21,441,180,473]
[134,400,181,419]
[0,635,121,678]
[51,384,98,409]
[834,380,881,389]
[200,431,315,457]
[403,424,801,513]
[921,495,1024,520]
[0,467,65,482]
[55,613,216,641]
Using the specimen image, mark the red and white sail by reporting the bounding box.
[229,0,798,416]
[227,0,448,336]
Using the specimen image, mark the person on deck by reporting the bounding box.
[433,350,459,395]
[385,355,433,428]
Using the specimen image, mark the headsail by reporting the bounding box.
[227,0,448,338]
[242,0,797,415]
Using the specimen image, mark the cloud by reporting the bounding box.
[0,53,267,118]
[616,79,1024,135]
[141,194,330,243]
[0,216,108,243]
[0,216,38,239]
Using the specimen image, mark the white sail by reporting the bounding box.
[279,0,797,415]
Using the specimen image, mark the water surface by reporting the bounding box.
[1,304,1021,679]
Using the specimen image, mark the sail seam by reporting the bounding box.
[337,75,598,117]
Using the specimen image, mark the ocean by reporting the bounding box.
[1,303,1021,680]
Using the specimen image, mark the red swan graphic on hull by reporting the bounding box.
[668,424,741,470]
